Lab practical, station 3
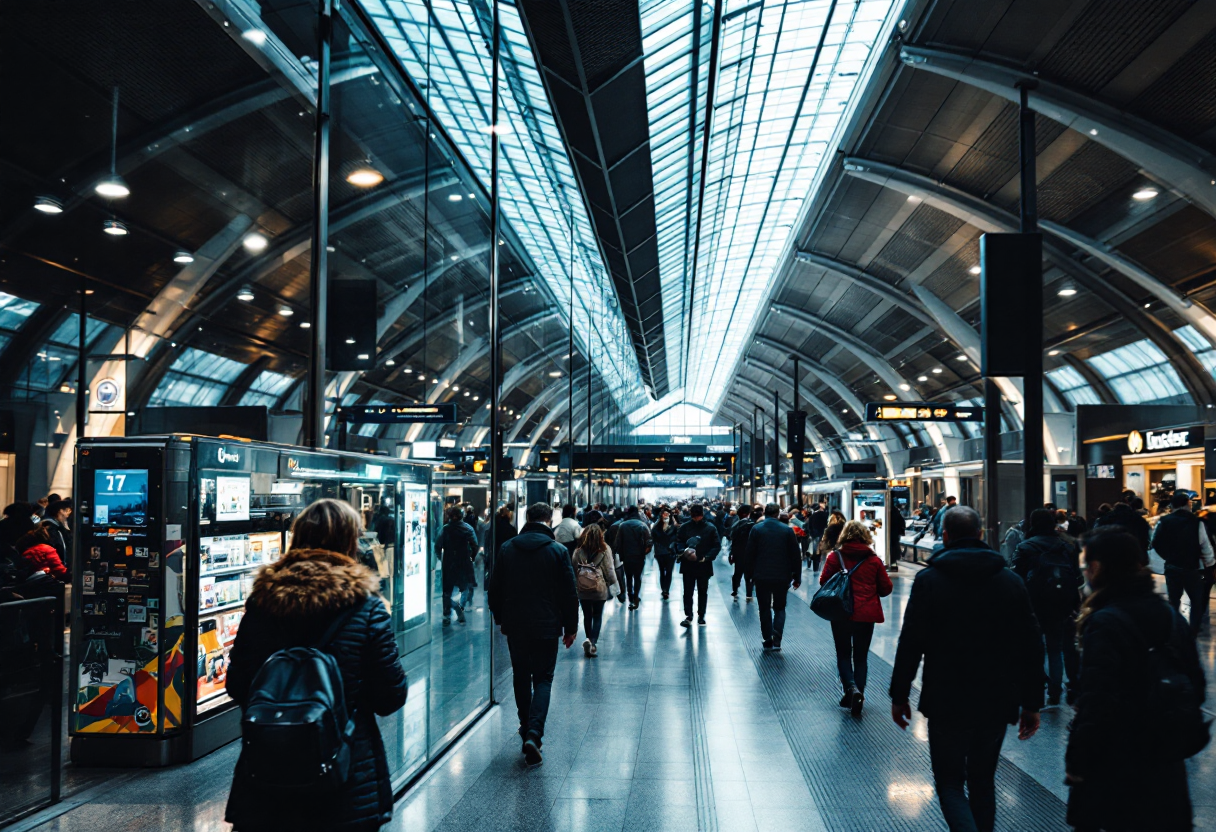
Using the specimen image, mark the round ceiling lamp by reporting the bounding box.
[102,219,128,236]
[34,196,63,214]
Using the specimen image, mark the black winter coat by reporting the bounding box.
[730,519,756,570]
[613,517,653,565]
[494,515,518,559]
[226,549,407,832]
[1093,504,1151,560]
[746,518,801,584]
[438,520,477,586]
[651,520,679,558]
[806,509,829,541]
[890,540,1045,724]
[1012,533,1081,622]
[488,522,578,639]
[677,519,720,577]
[1066,576,1204,831]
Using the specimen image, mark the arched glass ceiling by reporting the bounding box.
[362,0,648,414]
[631,401,729,436]
[1046,366,1101,408]
[150,348,246,408]
[1087,340,1189,406]
[0,292,39,353]
[238,369,294,408]
[641,0,900,408]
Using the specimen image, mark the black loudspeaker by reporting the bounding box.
[980,233,1042,377]
[787,410,806,459]
[327,279,377,370]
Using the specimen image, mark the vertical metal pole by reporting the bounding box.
[1019,82,1044,521]
[487,0,502,704]
[983,379,1002,546]
[567,205,574,501]
[773,389,780,506]
[752,405,759,505]
[305,0,333,449]
[76,281,87,441]
[586,329,593,506]
[793,357,802,508]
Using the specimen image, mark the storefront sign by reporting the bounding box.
[1125,427,1203,455]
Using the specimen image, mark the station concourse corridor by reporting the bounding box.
[13,559,1216,832]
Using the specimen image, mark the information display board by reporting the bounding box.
[851,483,891,567]
[865,403,983,422]
[400,483,429,627]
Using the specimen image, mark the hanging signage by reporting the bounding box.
[89,376,126,412]
[338,404,458,424]
[1126,427,1203,455]
[865,402,983,422]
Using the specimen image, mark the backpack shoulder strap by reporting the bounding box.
[316,601,365,650]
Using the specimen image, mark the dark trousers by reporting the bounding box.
[1041,616,1078,699]
[829,620,874,693]
[755,580,789,642]
[580,599,605,643]
[731,560,754,596]
[506,637,559,741]
[927,718,1007,832]
[656,556,675,595]
[1165,565,1207,635]
[683,573,709,619]
[623,561,644,603]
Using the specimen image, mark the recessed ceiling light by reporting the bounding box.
[345,337,355,344]
[237,286,255,301]
[243,233,268,252]
[102,219,128,236]
[432,378,439,384]
[956,355,967,361]
[386,359,396,366]
[1132,188,1158,201]
[94,174,130,199]
[463,391,470,396]
[346,168,384,187]
[242,28,267,46]
[356,353,369,360]
[1089,128,1098,136]
[899,383,911,391]
[453,385,460,391]
[299,321,311,328]
[1047,349,1060,356]
[448,193,463,202]
[1057,287,1077,297]
[931,367,943,374]
[968,265,981,275]
[33,196,63,214]
[278,304,294,316]
[883,394,897,401]
[473,395,479,401]
[173,250,195,264]
[1144,302,1152,308]
[548,371,562,377]
[917,375,928,382]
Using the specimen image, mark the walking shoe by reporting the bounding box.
[442,616,451,627]
[589,643,597,657]
[523,736,543,767]
[629,603,638,610]
[680,617,692,628]
[762,639,773,650]
[772,637,782,651]
[745,596,753,602]
[618,593,626,604]
[662,593,669,600]
[850,687,864,717]
[838,692,851,708]
[731,589,738,597]
[697,616,706,626]
[455,605,466,624]
[583,638,592,658]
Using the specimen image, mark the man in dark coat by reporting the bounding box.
[677,504,720,627]
[890,506,1044,832]
[614,505,653,609]
[746,504,801,649]
[1093,497,1151,561]
[438,506,478,625]
[728,506,758,600]
[488,502,578,766]
[1151,492,1215,636]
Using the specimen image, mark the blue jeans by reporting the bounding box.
[507,637,559,741]
[443,580,471,616]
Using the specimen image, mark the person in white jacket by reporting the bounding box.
[554,504,582,547]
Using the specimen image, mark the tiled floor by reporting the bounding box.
[15,555,1216,831]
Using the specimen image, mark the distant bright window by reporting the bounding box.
[150,348,247,407]
[1046,366,1101,407]
[1086,340,1188,405]
[238,370,294,407]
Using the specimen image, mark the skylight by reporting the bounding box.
[640,0,900,408]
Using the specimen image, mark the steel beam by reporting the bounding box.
[792,250,937,328]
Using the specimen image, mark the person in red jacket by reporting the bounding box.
[16,526,69,581]
[820,520,892,716]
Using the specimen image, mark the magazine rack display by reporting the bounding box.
[70,436,432,766]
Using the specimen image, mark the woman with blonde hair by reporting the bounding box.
[225,498,407,831]
[572,523,616,657]
[818,519,892,716]
[816,510,847,573]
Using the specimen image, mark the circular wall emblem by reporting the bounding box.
[94,378,120,408]
[1127,430,1144,454]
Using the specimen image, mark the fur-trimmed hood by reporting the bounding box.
[246,547,379,618]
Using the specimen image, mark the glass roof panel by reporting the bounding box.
[1087,340,1188,405]
[0,293,39,334]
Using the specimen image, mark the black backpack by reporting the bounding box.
[1025,549,1080,615]
[1110,608,1210,761]
[237,605,360,792]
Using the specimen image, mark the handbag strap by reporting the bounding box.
[835,550,867,578]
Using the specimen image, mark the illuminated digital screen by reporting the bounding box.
[864,403,983,422]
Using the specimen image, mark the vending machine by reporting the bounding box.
[850,479,894,570]
[70,435,431,766]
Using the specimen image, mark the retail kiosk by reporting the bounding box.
[69,435,432,766]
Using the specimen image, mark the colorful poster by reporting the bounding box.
[401,485,429,625]
[215,475,250,522]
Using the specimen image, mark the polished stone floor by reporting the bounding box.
[13,556,1216,831]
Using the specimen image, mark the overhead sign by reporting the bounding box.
[338,404,458,424]
[865,402,983,422]
[1127,427,1203,455]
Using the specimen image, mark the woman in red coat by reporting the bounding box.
[17,526,69,581]
[819,520,892,716]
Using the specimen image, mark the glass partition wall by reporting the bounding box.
[0,0,583,789]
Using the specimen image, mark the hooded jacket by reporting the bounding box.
[1066,574,1204,831]
[225,549,407,832]
[488,522,578,639]
[889,540,1045,724]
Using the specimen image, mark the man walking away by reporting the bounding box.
[438,507,478,625]
[806,501,829,568]
[677,505,720,627]
[554,504,582,554]
[890,506,1044,832]
[1151,492,1215,637]
[488,503,578,766]
[615,505,653,609]
[746,504,801,650]
[729,506,758,600]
